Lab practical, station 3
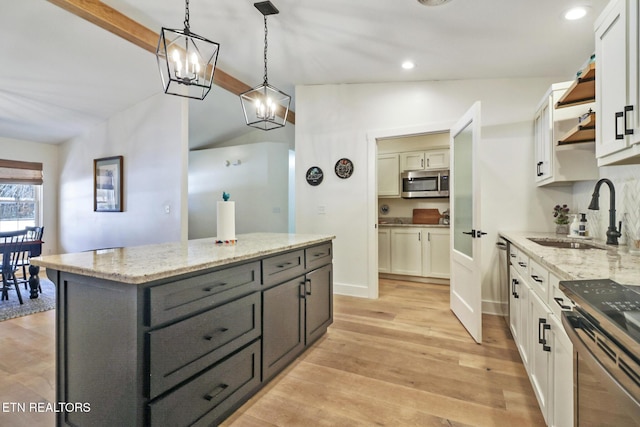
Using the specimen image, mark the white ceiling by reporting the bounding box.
[0,0,608,149]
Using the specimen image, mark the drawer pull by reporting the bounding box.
[276,262,293,268]
[518,261,527,268]
[553,297,571,310]
[313,252,325,257]
[203,383,229,401]
[530,275,544,283]
[202,282,227,292]
[305,278,312,296]
[203,328,229,341]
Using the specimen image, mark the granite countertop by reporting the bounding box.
[500,231,640,286]
[31,233,335,285]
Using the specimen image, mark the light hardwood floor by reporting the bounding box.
[0,279,544,426]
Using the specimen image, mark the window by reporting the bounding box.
[0,160,43,232]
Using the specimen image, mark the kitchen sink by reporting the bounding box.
[527,238,604,250]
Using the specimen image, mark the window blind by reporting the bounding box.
[0,160,44,185]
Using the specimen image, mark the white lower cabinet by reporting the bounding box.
[390,228,422,276]
[421,228,450,278]
[529,290,552,424]
[549,313,574,427]
[378,229,391,273]
[380,227,450,279]
[509,244,574,427]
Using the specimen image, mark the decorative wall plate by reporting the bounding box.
[306,166,324,186]
[334,158,354,179]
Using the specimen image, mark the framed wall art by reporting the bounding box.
[94,156,123,212]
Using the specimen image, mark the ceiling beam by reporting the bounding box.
[45,0,295,125]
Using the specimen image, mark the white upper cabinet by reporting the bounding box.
[400,149,450,172]
[595,0,640,165]
[377,154,400,197]
[533,81,598,186]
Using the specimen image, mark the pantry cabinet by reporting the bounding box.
[421,228,450,279]
[595,0,640,165]
[378,228,391,273]
[377,153,400,197]
[400,149,450,172]
[380,226,450,279]
[390,228,423,276]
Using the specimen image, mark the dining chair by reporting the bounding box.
[18,226,44,291]
[0,229,28,304]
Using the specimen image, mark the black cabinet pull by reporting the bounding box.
[203,383,229,401]
[538,318,551,352]
[518,261,527,268]
[531,275,544,283]
[276,262,293,268]
[203,327,229,341]
[313,252,324,257]
[553,297,571,310]
[299,282,306,299]
[615,111,624,140]
[536,161,543,177]
[511,278,519,299]
[625,105,634,135]
[510,253,517,258]
[305,278,312,296]
[202,282,227,292]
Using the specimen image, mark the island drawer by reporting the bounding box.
[148,292,261,399]
[148,261,260,326]
[305,242,332,271]
[148,340,261,427]
[262,249,305,287]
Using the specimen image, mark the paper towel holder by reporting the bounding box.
[225,160,242,167]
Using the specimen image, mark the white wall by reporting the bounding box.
[188,142,290,239]
[58,93,187,253]
[295,78,567,308]
[0,137,59,256]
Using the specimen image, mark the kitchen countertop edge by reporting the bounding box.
[499,231,640,286]
[31,232,335,285]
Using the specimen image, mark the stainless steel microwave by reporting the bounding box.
[401,169,449,198]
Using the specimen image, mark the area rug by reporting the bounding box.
[0,278,56,321]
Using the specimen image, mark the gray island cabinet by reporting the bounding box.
[31,233,334,427]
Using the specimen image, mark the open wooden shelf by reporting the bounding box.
[558,112,596,145]
[555,62,596,108]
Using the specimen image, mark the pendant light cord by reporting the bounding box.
[263,15,269,85]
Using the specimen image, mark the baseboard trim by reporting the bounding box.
[379,273,450,286]
[333,282,370,298]
[483,299,507,316]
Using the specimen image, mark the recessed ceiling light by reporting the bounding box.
[564,6,588,20]
[402,61,415,70]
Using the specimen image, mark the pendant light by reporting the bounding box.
[156,0,220,100]
[240,1,291,131]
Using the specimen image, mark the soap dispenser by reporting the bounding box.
[579,213,589,237]
[570,214,580,237]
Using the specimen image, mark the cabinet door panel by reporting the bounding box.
[262,250,305,287]
[378,154,400,197]
[422,229,450,278]
[400,152,425,171]
[596,0,631,157]
[549,314,573,427]
[378,229,391,273]
[390,228,422,276]
[529,291,551,424]
[305,264,333,345]
[262,277,305,381]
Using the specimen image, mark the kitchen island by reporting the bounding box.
[31,233,334,427]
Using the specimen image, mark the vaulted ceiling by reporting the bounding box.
[0,0,607,149]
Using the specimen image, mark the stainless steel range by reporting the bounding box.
[560,279,640,426]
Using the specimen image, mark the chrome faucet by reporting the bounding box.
[588,178,622,245]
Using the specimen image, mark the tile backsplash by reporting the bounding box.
[573,164,640,245]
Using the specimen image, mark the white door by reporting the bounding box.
[450,102,483,343]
